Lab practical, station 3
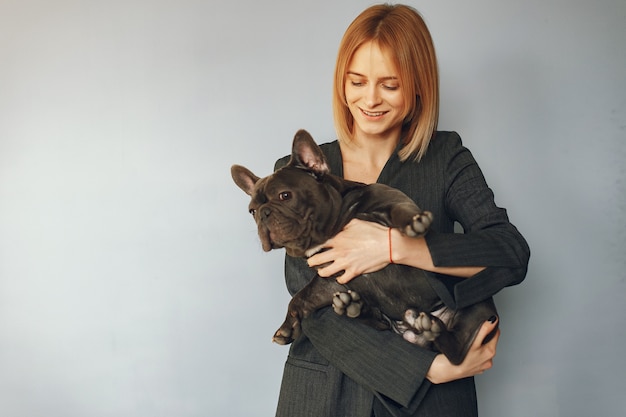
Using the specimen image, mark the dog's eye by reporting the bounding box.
[249,208,257,216]
[279,191,292,201]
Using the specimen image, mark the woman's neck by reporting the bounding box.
[340,132,399,184]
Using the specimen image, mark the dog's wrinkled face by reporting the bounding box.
[246,168,330,256]
[231,130,341,257]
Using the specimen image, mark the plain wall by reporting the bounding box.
[0,0,624,416]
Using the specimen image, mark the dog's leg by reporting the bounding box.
[387,203,433,237]
[401,308,445,349]
[332,289,404,333]
[273,275,345,345]
[403,211,434,237]
[401,307,485,365]
[331,290,363,317]
[401,299,498,365]
[362,186,433,237]
[434,299,498,365]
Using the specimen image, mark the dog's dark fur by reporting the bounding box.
[231,130,497,364]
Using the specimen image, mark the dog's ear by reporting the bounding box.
[289,129,330,177]
[231,164,260,196]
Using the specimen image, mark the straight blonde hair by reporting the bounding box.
[332,4,439,161]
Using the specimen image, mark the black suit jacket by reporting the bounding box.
[274,131,530,417]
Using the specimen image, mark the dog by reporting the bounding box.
[231,129,498,365]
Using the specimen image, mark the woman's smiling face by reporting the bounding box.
[344,41,407,142]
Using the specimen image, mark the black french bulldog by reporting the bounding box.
[231,129,497,365]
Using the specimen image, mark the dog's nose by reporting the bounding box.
[261,207,271,219]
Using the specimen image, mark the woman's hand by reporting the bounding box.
[307,219,389,284]
[426,318,500,384]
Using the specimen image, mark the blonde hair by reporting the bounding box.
[332,4,439,161]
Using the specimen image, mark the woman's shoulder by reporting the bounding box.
[428,131,464,153]
[419,131,473,165]
[319,139,340,156]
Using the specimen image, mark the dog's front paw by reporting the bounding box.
[403,211,433,237]
[332,290,362,318]
[402,309,443,343]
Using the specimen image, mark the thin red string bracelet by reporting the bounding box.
[388,227,394,264]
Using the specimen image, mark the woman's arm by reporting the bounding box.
[426,318,500,384]
[309,132,530,308]
[307,219,484,284]
[301,305,499,408]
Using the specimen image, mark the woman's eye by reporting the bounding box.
[382,84,399,90]
[279,192,292,201]
[350,80,365,87]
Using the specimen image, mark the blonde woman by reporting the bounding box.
[275,4,530,416]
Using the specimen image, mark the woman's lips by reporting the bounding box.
[361,108,387,117]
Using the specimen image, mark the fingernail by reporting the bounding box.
[488,315,497,323]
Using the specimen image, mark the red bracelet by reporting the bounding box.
[388,227,394,264]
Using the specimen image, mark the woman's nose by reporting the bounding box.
[364,85,382,107]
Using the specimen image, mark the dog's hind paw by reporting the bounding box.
[272,315,301,345]
[272,328,295,345]
[403,309,443,342]
[332,290,362,318]
[404,211,434,237]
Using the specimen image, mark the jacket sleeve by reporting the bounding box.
[302,308,437,411]
[424,133,531,309]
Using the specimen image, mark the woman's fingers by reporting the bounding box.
[306,219,389,283]
[474,316,499,346]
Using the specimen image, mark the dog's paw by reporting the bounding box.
[403,211,434,237]
[402,309,443,342]
[332,290,362,318]
[272,315,301,345]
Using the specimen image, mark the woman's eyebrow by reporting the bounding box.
[346,71,398,81]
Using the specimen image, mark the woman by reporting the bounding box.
[274,4,530,416]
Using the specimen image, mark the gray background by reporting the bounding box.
[1,0,624,416]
